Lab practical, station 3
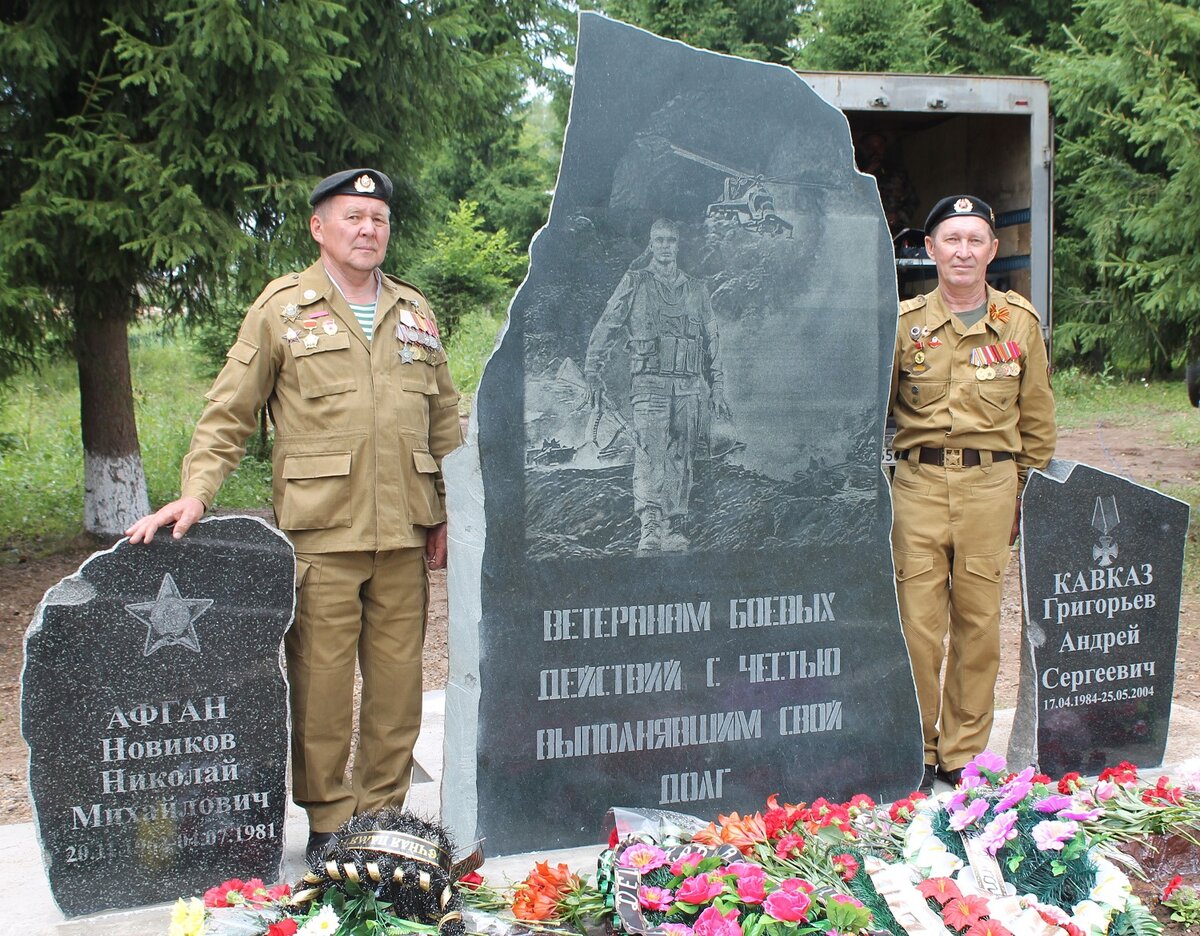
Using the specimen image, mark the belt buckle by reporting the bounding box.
[943,447,964,469]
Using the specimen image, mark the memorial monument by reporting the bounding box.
[22,516,293,917]
[1009,459,1190,776]
[442,14,923,855]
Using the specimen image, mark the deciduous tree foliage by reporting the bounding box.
[0,0,559,534]
[1033,0,1200,375]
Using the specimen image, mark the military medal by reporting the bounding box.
[1009,361,1021,376]
[399,345,415,364]
[280,302,300,322]
[909,326,922,341]
[928,336,942,348]
[976,365,989,380]
[283,327,300,344]
[921,325,931,337]
[323,321,338,335]
[303,289,317,301]
[914,351,926,364]
[303,329,319,350]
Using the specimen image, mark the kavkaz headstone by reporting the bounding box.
[441,13,924,855]
[1009,460,1190,776]
[21,516,293,917]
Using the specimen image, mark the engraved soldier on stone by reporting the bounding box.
[584,218,730,554]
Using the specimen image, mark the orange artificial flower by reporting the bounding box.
[691,811,767,855]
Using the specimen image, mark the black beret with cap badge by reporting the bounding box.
[309,168,394,206]
[924,194,996,234]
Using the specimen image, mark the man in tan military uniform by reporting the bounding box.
[889,195,1055,791]
[127,168,462,859]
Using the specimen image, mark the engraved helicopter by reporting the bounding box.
[668,144,797,237]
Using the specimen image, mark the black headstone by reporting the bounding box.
[1009,460,1190,776]
[21,516,293,917]
[442,14,923,855]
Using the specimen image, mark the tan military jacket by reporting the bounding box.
[180,260,462,553]
[890,284,1056,489]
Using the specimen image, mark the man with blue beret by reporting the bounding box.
[128,168,462,861]
[889,194,1056,792]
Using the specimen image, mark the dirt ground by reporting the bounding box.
[0,425,1195,826]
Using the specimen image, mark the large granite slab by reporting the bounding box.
[442,13,923,855]
[21,516,293,917]
[1009,460,1191,776]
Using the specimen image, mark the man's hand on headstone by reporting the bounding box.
[125,496,207,544]
[425,522,448,571]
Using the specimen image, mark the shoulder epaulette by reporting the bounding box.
[1005,290,1041,320]
[899,294,927,316]
[384,273,429,301]
[250,272,302,311]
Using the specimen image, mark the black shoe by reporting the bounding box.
[937,766,964,787]
[306,831,336,864]
[919,764,936,795]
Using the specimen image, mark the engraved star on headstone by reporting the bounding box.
[124,573,213,656]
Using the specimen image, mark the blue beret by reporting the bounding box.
[924,195,995,234]
[309,168,393,206]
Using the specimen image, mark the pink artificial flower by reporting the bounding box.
[977,809,1019,856]
[963,751,1006,779]
[620,843,668,872]
[670,852,706,876]
[637,886,674,912]
[1032,819,1079,851]
[676,873,726,905]
[723,862,764,881]
[774,833,805,858]
[692,905,743,936]
[1094,780,1119,801]
[780,877,815,895]
[1058,803,1101,822]
[662,925,694,936]
[994,780,1032,812]
[736,874,766,904]
[764,888,811,922]
[1034,794,1072,813]
[949,797,989,832]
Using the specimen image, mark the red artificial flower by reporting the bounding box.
[942,894,990,930]
[1142,776,1184,806]
[459,871,484,890]
[266,920,299,936]
[1164,874,1184,900]
[1036,909,1083,936]
[916,877,961,906]
[204,878,247,908]
[774,832,805,859]
[1098,761,1138,784]
[846,794,875,817]
[965,919,1013,936]
[831,853,859,882]
[764,794,807,839]
[1057,772,1082,794]
[889,798,917,823]
[1031,773,1052,784]
[512,886,559,921]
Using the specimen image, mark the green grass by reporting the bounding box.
[1053,367,1200,446]
[446,308,506,413]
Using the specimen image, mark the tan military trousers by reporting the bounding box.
[287,548,427,832]
[891,455,1016,771]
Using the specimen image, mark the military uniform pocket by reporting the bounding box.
[289,332,356,399]
[899,379,948,410]
[407,446,443,527]
[205,339,259,404]
[893,550,935,582]
[279,451,352,530]
[963,549,1010,583]
[978,380,1018,411]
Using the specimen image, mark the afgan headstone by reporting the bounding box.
[441,14,922,855]
[1009,460,1190,776]
[21,516,293,917]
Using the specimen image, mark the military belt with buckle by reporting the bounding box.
[901,448,1014,468]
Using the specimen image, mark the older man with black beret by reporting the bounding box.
[128,168,462,860]
[889,195,1056,792]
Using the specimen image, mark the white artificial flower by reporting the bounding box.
[299,904,341,934]
[1089,857,1132,909]
[1071,899,1113,936]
